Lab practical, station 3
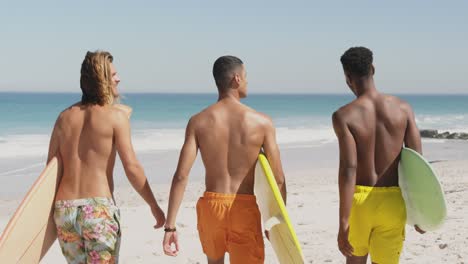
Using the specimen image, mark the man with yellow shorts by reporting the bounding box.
[333,47,425,264]
[162,55,287,263]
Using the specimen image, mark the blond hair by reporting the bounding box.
[80,51,115,105]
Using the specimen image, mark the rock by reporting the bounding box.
[420,130,468,140]
[447,133,459,139]
[420,129,438,138]
[458,132,468,140]
[437,132,450,139]
[447,132,468,139]
[439,243,448,249]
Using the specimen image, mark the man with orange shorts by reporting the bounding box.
[162,55,287,263]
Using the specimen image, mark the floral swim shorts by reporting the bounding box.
[54,197,121,264]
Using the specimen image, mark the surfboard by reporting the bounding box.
[398,147,447,231]
[254,153,304,264]
[0,158,59,263]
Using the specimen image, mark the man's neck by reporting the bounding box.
[355,78,378,98]
[218,89,241,102]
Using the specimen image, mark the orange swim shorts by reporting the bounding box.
[196,192,264,263]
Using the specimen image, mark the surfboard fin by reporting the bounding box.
[265,215,284,231]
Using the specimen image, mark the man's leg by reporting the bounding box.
[207,255,225,264]
[369,189,406,264]
[54,202,87,264]
[228,199,264,264]
[346,255,368,264]
[347,187,373,263]
[196,196,228,263]
[79,200,121,263]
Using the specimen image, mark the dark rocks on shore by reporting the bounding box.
[438,132,451,139]
[420,129,438,138]
[447,132,468,140]
[420,129,468,140]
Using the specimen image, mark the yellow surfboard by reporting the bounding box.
[0,158,59,263]
[254,153,304,264]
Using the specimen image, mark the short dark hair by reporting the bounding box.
[340,47,373,77]
[212,55,243,90]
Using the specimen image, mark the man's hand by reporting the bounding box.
[151,206,166,229]
[414,225,426,234]
[337,224,353,257]
[163,231,179,256]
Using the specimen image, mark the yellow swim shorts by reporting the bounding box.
[349,185,407,264]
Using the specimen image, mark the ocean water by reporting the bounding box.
[0,92,467,159]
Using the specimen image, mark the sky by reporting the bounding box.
[0,1,467,94]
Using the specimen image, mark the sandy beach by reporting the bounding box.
[1,139,467,263]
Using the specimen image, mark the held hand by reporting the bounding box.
[151,206,166,229]
[414,225,426,234]
[163,231,179,256]
[337,225,354,257]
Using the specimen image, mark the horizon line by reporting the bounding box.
[1,91,468,96]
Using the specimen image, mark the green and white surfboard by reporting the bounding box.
[398,147,447,231]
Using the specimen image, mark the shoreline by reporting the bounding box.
[1,139,468,199]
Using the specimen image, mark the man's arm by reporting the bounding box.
[47,118,60,164]
[262,116,287,204]
[403,103,422,154]
[47,116,63,191]
[332,110,357,257]
[114,110,165,227]
[163,117,198,256]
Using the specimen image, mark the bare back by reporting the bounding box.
[52,104,121,200]
[339,94,416,186]
[191,99,271,194]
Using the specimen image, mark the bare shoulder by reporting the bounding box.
[242,108,274,134]
[60,102,81,114]
[253,111,274,127]
[183,109,207,133]
[332,101,357,125]
[382,94,406,105]
[54,110,66,129]
[112,104,133,118]
[384,94,413,114]
[56,102,82,123]
[398,97,413,113]
[108,105,131,129]
[332,107,346,128]
[188,103,220,127]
